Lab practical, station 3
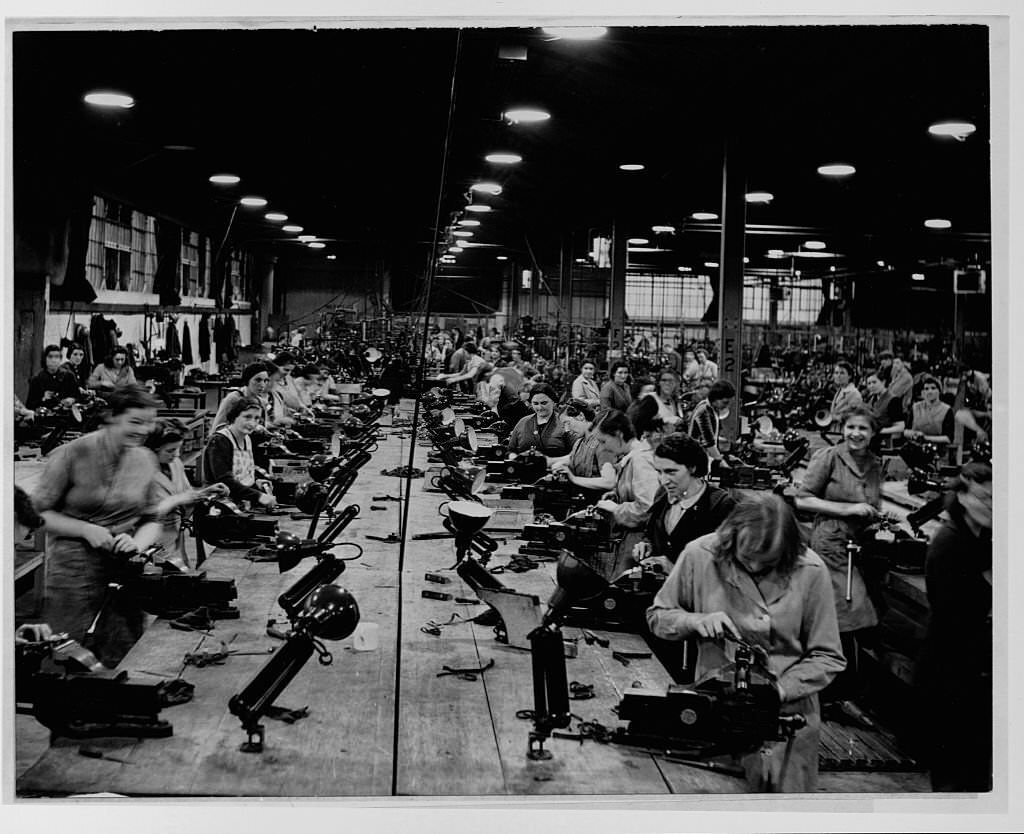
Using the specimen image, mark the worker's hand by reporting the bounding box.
[903,429,921,440]
[594,499,617,514]
[693,611,740,641]
[845,502,879,519]
[15,623,54,644]
[550,459,569,475]
[60,397,77,408]
[632,541,652,561]
[641,555,674,576]
[80,523,114,550]
[257,492,278,509]
[198,483,230,501]
[110,532,140,555]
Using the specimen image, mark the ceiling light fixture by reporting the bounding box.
[575,258,588,263]
[691,212,718,221]
[470,182,503,196]
[209,173,241,185]
[651,225,676,234]
[503,108,551,124]
[817,163,856,176]
[912,273,926,281]
[795,250,837,258]
[240,196,268,208]
[458,219,481,227]
[449,246,464,253]
[497,256,509,261]
[677,266,692,273]
[453,230,474,238]
[924,218,952,229]
[618,163,645,171]
[766,249,786,259]
[327,255,337,260]
[83,90,135,109]
[627,238,649,245]
[465,204,492,213]
[745,191,774,204]
[705,261,720,268]
[541,26,608,40]
[485,152,522,164]
[265,212,288,222]
[282,225,304,233]
[804,240,826,250]
[298,235,316,242]
[928,120,976,141]
[307,242,326,249]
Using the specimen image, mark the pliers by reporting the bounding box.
[372,494,403,502]
[436,658,494,681]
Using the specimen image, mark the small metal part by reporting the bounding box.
[424,572,450,584]
[421,590,452,601]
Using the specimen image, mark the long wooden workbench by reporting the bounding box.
[15,406,929,796]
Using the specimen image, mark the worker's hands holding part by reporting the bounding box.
[80,522,115,550]
[110,532,141,555]
[845,502,879,520]
[692,611,740,641]
[15,623,54,644]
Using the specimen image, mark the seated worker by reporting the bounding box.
[954,369,992,445]
[25,344,80,411]
[269,352,313,419]
[61,343,92,392]
[147,418,228,569]
[828,361,863,430]
[549,407,630,497]
[570,361,602,410]
[862,372,905,438]
[589,395,664,578]
[88,346,136,393]
[688,379,736,471]
[212,362,273,433]
[633,433,737,575]
[203,397,277,510]
[915,461,992,792]
[644,368,687,430]
[265,361,296,429]
[904,375,954,445]
[646,496,846,793]
[292,363,323,410]
[32,384,164,667]
[507,383,577,459]
[599,361,633,414]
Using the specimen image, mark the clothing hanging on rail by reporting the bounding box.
[165,320,181,358]
[181,321,194,365]
[198,314,211,363]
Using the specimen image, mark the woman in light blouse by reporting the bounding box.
[570,361,602,410]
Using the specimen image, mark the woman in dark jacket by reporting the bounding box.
[203,396,277,509]
[600,361,633,413]
[633,432,737,573]
[506,383,577,458]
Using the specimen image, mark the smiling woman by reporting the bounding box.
[30,384,163,666]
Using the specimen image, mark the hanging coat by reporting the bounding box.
[213,315,229,363]
[198,314,211,363]
[181,321,194,365]
[165,321,181,358]
[225,316,238,360]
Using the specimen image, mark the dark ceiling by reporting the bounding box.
[13,23,993,295]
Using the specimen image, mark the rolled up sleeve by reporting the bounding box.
[646,546,702,640]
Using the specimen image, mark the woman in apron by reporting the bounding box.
[203,397,278,509]
[32,384,163,667]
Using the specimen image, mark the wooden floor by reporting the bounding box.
[14,403,931,798]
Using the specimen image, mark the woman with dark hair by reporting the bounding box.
[25,344,80,411]
[549,408,628,496]
[31,384,163,665]
[829,361,862,427]
[265,361,296,429]
[147,418,227,569]
[507,383,577,458]
[688,379,736,469]
[570,361,602,410]
[212,362,272,432]
[916,461,992,791]
[904,375,954,444]
[647,495,846,792]
[62,343,91,390]
[269,351,312,418]
[591,396,664,577]
[600,361,633,413]
[633,433,737,573]
[88,346,136,392]
[794,403,882,718]
[203,397,277,509]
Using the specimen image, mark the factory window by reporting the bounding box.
[104,246,131,291]
[625,272,714,323]
[181,231,200,297]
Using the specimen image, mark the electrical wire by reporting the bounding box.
[392,28,464,798]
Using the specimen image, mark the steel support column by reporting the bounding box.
[717,134,747,441]
[608,222,627,363]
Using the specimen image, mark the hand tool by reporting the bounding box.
[372,495,403,502]
[436,658,494,681]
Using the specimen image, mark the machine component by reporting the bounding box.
[194,499,278,549]
[228,583,359,753]
[248,503,361,571]
[485,451,548,484]
[456,557,544,650]
[613,639,805,757]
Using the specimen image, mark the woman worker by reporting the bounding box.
[590,395,664,578]
[31,384,164,666]
[212,361,272,432]
[793,403,882,722]
[633,433,737,574]
[549,408,632,498]
[828,361,863,429]
[203,397,278,510]
[147,418,228,569]
[646,496,846,792]
[570,361,602,410]
[88,346,136,393]
[903,375,954,445]
[506,383,577,459]
[599,361,633,414]
[645,368,687,430]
